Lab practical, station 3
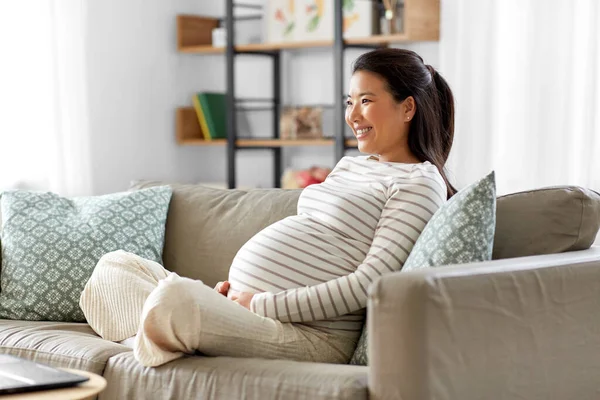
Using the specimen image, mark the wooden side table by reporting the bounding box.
[0,369,106,400]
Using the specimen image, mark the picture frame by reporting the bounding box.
[293,0,376,41]
[264,0,296,43]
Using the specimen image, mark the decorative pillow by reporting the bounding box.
[0,186,172,322]
[349,171,497,365]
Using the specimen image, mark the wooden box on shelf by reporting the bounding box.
[177,15,219,51]
[176,107,225,146]
[404,0,439,40]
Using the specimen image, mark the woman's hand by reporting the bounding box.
[214,281,230,296]
[230,292,254,310]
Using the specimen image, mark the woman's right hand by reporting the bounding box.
[214,281,230,296]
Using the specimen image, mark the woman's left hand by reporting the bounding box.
[230,292,254,310]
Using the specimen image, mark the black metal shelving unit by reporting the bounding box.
[224,0,356,189]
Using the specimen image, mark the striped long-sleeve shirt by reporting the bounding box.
[228,156,447,338]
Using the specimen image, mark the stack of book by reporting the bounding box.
[192,92,227,140]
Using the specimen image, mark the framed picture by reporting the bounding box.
[295,0,332,41]
[280,106,323,139]
[343,0,377,38]
[293,0,376,41]
[265,0,296,42]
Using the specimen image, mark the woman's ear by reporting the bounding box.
[403,96,416,121]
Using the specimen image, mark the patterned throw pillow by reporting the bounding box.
[349,171,497,365]
[0,186,172,322]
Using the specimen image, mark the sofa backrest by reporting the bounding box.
[494,186,600,259]
[130,181,301,287]
[128,182,600,286]
[2,183,597,287]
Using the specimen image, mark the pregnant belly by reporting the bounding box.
[227,217,368,295]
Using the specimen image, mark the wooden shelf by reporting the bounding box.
[178,138,228,146]
[238,139,334,147]
[177,0,439,54]
[346,34,409,45]
[177,138,337,147]
[177,107,358,148]
[179,45,226,54]
[179,34,418,54]
[179,40,329,54]
[177,138,358,147]
[176,107,203,144]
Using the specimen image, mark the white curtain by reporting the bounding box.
[441,0,600,196]
[0,1,92,196]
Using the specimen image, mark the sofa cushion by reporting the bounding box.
[0,320,130,375]
[350,171,497,366]
[401,171,496,271]
[129,181,301,287]
[0,187,172,322]
[100,351,367,400]
[493,186,600,259]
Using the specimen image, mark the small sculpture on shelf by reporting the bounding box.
[280,106,323,140]
[379,0,404,35]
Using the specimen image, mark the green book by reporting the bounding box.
[197,92,227,140]
[192,94,211,140]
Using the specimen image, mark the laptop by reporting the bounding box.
[0,354,89,395]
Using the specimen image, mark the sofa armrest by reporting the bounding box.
[368,247,600,400]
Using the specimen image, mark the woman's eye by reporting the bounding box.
[346,100,352,106]
[361,99,370,104]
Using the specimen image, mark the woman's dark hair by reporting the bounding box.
[352,48,457,199]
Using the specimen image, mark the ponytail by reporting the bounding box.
[429,67,457,198]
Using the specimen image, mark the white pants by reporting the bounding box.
[79,251,356,367]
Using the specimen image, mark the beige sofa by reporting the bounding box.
[1,183,600,399]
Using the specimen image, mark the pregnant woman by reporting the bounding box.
[80,48,456,367]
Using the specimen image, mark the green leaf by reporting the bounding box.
[284,22,295,36]
[343,0,355,12]
[307,15,320,32]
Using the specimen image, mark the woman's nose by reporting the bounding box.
[347,105,361,122]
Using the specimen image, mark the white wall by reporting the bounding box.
[85,0,205,194]
[85,0,439,194]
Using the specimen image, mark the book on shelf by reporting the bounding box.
[192,94,210,140]
[193,92,227,140]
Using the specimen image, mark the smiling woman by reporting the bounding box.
[346,48,457,199]
[79,48,458,369]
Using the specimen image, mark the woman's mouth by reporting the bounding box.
[355,127,372,140]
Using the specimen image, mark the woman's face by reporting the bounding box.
[345,70,415,162]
